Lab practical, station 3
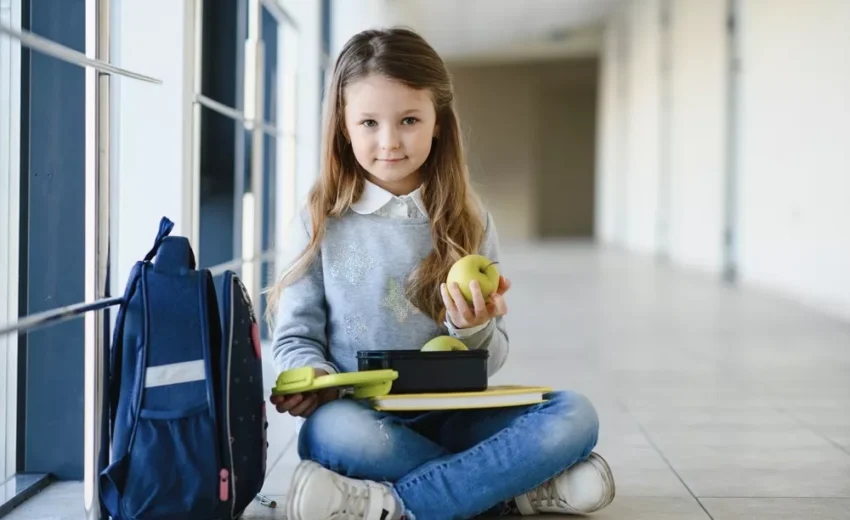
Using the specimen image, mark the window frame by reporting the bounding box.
[0,0,22,482]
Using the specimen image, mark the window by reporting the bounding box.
[194,0,299,330]
[320,0,331,114]
[0,0,307,509]
[0,0,22,482]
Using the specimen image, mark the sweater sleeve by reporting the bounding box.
[447,212,510,376]
[270,211,339,376]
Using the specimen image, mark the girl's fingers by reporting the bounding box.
[470,281,487,317]
[497,276,511,295]
[449,282,474,322]
[492,293,508,316]
[302,399,320,418]
[290,393,317,417]
[440,283,456,314]
[441,283,463,326]
[277,393,302,413]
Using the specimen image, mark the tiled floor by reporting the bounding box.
[5,244,850,519]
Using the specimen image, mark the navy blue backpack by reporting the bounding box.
[100,217,268,519]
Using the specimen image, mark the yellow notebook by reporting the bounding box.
[369,385,552,411]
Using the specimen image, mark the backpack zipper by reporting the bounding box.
[224,276,236,516]
[219,469,230,501]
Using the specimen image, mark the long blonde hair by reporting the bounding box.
[265,27,485,324]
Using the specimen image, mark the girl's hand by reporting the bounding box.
[441,276,510,329]
[269,369,338,418]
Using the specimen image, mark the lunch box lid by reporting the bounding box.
[356,349,490,360]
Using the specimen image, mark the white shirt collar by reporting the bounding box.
[350,179,429,218]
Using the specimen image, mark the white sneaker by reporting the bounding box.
[286,460,404,520]
[515,453,615,515]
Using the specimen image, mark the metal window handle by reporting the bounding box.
[0,23,161,84]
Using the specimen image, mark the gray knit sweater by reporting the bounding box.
[270,197,509,379]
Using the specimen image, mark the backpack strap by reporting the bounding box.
[106,216,180,443]
[143,216,176,262]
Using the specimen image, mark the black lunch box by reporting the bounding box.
[356,349,489,394]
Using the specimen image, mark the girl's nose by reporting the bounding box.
[380,129,400,150]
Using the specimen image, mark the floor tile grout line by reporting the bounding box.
[667,335,850,434]
[697,496,850,500]
[264,431,297,478]
[776,407,850,458]
[615,399,716,520]
[650,338,850,459]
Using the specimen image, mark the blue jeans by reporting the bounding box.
[298,391,600,520]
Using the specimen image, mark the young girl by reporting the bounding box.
[266,27,615,520]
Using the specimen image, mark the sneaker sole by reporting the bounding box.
[586,453,616,512]
[286,460,323,520]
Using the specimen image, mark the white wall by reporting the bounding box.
[330,0,399,57]
[622,0,661,254]
[598,0,850,321]
[594,19,621,244]
[736,0,850,318]
[111,0,193,290]
[667,0,727,273]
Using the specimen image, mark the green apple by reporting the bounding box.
[421,335,468,352]
[446,254,500,303]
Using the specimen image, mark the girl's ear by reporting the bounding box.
[433,124,440,139]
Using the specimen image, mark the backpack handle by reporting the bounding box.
[144,217,175,262]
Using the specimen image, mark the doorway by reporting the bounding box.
[535,60,599,239]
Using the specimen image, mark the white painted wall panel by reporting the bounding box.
[623,0,661,254]
[666,0,727,273]
[736,0,850,319]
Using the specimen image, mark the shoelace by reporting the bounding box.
[527,475,584,515]
[338,480,373,519]
[528,478,560,509]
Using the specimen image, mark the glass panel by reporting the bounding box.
[198,104,248,270]
[261,4,278,127]
[320,0,332,108]
[200,0,247,112]
[17,0,88,479]
[321,0,331,55]
[240,127,277,327]
[280,21,298,136]
[260,2,299,131]
[277,20,298,250]
[249,4,298,332]
[260,131,277,328]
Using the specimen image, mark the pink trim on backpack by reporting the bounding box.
[219,469,230,501]
[251,322,261,359]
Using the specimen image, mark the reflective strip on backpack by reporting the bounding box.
[145,360,206,388]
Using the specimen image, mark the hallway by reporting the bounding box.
[7,243,850,519]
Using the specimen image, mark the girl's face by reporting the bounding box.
[343,74,438,195]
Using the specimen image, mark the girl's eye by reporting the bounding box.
[402,117,419,125]
[361,120,377,127]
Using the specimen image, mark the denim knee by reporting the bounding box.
[535,390,600,458]
[297,399,394,473]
